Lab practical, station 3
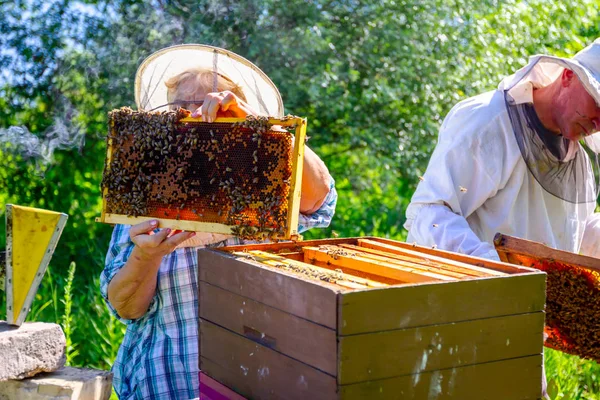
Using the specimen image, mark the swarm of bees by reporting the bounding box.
[531,259,600,362]
[101,107,295,240]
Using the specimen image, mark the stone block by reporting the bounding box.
[0,367,113,400]
[0,321,65,381]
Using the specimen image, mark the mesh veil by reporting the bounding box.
[134,44,284,117]
[505,91,599,204]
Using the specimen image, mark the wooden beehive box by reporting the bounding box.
[198,237,546,399]
[495,233,600,362]
[98,108,306,240]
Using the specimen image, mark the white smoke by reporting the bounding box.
[0,103,85,165]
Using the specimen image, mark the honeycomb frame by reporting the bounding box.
[97,109,306,241]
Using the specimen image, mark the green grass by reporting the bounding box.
[546,348,600,399]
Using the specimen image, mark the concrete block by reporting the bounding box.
[0,367,113,400]
[0,321,66,381]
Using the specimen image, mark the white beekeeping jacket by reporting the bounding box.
[404,87,597,260]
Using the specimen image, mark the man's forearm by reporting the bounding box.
[107,246,163,320]
[300,147,331,214]
[406,203,500,260]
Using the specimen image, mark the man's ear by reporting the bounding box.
[561,69,575,87]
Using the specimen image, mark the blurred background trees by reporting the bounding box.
[1,0,600,397]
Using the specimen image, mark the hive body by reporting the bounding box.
[199,237,546,399]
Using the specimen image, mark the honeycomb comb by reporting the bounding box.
[495,233,600,362]
[98,108,306,240]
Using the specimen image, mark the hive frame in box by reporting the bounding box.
[495,232,600,361]
[198,237,547,399]
[97,116,306,240]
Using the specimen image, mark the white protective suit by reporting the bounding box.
[404,79,598,261]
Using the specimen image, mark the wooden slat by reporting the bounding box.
[101,213,235,233]
[198,249,340,329]
[244,250,387,288]
[179,116,304,127]
[220,237,361,253]
[338,355,542,400]
[356,239,504,277]
[200,281,337,375]
[339,244,469,279]
[276,251,304,261]
[338,273,546,335]
[338,312,544,384]
[311,261,404,285]
[285,118,306,239]
[303,246,455,283]
[243,251,363,290]
[200,320,337,400]
[369,237,533,274]
[495,233,600,272]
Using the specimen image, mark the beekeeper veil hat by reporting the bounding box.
[499,38,600,152]
[498,38,600,203]
[134,44,284,117]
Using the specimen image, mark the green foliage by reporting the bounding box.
[546,348,600,399]
[62,261,79,365]
[1,0,600,397]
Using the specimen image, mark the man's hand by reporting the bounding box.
[130,220,195,261]
[191,91,256,122]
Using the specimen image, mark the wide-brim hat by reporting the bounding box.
[135,44,284,117]
[498,38,600,152]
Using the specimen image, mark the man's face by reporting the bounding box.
[557,71,600,141]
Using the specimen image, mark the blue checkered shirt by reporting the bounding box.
[100,179,337,399]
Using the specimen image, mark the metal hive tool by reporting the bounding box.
[98,108,306,240]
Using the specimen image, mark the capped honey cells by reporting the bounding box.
[101,107,304,240]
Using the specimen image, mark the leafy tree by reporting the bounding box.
[1,4,600,396]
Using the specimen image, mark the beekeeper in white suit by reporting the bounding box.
[405,38,600,261]
[405,38,600,399]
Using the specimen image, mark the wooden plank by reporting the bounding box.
[243,251,364,290]
[303,246,455,283]
[220,237,360,253]
[198,249,340,329]
[338,312,544,384]
[101,213,234,233]
[338,273,546,335]
[339,243,469,279]
[339,355,542,400]
[285,118,306,240]
[276,251,304,261]
[312,261,404,285]
[355,239,504,277]
[200,320,337,400]
[179,116,304,127]
[369,237,534,274]
[494,233,600,272]
[200,281,337,375]
[244,250,387,288]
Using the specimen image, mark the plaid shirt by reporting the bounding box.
[100,179,337,400]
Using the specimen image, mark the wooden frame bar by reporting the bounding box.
[355,239,504,277]
[302,246,455,283]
